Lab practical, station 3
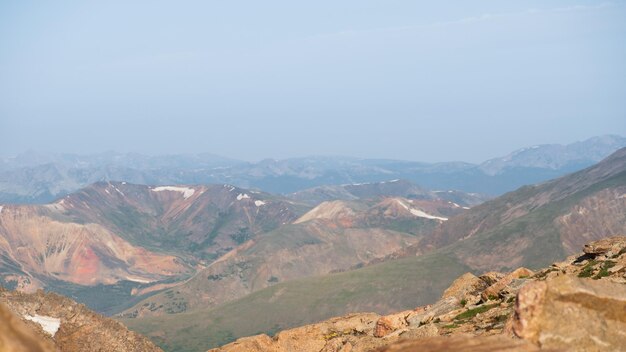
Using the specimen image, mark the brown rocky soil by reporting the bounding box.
[0,287,162,352]
[0,302,57,352]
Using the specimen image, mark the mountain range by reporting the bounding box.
[120,147,626,351]
[0,140,624,352]
[0,178,474,315]
[1,135,624,203]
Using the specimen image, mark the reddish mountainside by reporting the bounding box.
[58,182,308,258]
[121,196,463,318]
[0,204,189,292]
[0,182,306,309]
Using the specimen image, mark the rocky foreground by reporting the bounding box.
[0,288,162,352]
[209,236,626,352]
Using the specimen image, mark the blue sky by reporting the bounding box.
[1,1,625,162]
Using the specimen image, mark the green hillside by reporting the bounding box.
[122,252,470,352]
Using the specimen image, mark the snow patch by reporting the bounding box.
[152,186,195,199]
[237,193,250,200]
[408,208,448,221]
[462,206,470,210]
[0,206,3,214]
[125,276,153,284]
[24,315,61,336]
[396,199,448,221]
[254,200,266,207]
[121,181,127,185]
[114,186,125,197]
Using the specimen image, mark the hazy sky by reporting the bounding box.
[1,1,625,162]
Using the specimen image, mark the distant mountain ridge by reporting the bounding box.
[289,179,489,206]
[1,135,624,203]
[479,135,626,175]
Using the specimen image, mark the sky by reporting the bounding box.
[0,1,625,163]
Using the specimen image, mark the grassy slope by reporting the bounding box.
[446,169,626,272]
[122,252,470,352]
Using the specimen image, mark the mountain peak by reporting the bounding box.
[480,135,626,175]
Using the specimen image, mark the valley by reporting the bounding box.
[0,177,472,318]
[121,147,626,351]
[1,145,625,352]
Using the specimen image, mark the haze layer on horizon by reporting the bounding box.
[1,1,625,163]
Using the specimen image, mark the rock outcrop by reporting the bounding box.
[0,287,162,352]
[210,236,626,352]
[375,335,542,352]
[513,275,626,351]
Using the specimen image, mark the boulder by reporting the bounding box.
[513,275,626,351]
[373,311,410,338]
[482,268,534,301]
[583,236,626,256]
[442,272,488,304]
[479,272,505,286]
